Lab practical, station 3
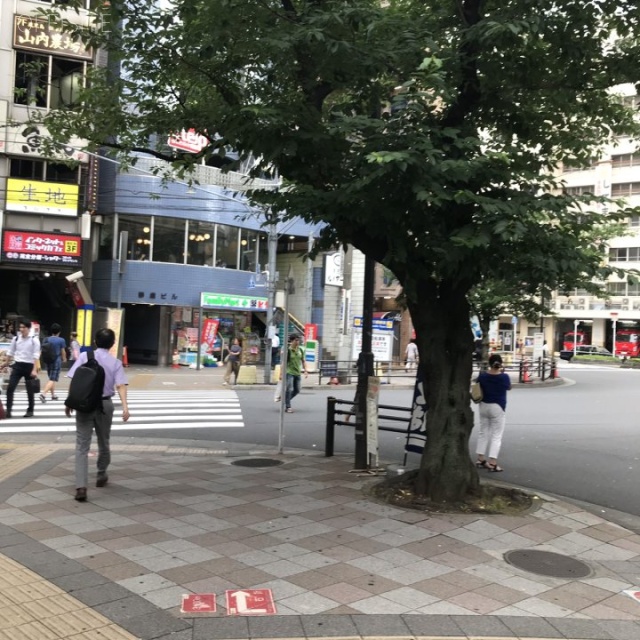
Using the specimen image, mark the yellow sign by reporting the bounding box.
[6,178,79,216]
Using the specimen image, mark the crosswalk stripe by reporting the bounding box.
[0,390,244,433]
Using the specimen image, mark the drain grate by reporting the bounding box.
[504,549,592,579]
[231,458,284,468]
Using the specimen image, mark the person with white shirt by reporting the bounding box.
[6,319,40,419]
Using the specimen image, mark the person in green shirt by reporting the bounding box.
[285,335,308,413]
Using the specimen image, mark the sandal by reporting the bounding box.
[487,463,504,472]
[475,459,487,468]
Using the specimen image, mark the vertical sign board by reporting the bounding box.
[532,333,544,361]
[304,339,318,372]
[366,376,380,466]
[351,317,394,362]
[226,590,276,616]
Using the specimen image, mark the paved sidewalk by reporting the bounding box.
[0,438,637,640]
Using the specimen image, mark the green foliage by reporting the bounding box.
[36,0,640,500]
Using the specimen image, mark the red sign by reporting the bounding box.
[226,589,276,616]
[201,318,220,350]
[168,129,209,153]
[2,230,82,267]
[304,323,318,341]
[181,594,216,613]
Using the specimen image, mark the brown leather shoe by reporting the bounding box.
[75,488,87,502]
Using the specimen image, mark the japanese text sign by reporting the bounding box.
[14,15,93,61]
[6,178,79,216]
[2,230,82,267]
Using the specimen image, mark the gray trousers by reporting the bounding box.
[75,399,114,489]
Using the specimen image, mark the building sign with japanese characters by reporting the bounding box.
[6,178,79,216]
[200,292,269,311]
[2,230,81,267]
[14,15,93,61]
[4,123,88,163]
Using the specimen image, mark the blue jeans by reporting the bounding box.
[285,373,301,409]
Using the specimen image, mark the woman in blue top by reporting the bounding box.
[475,353,511,472]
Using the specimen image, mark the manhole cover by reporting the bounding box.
[231,458,284,468]
[504,549,592,579]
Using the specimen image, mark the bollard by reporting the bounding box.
[325,397,336,457]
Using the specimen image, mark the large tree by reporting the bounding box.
[40,0,640,501]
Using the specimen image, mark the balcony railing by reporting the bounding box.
[127,157,280,192]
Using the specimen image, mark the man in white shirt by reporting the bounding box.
[6,319,41,418]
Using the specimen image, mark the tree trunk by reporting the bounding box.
[408,284,479,502]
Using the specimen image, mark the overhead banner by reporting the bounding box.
[6,178,79,216]
[2,230,81,266]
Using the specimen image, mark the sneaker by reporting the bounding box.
[285,408,293,413]
[51,395,58,401]
[222,381,228,385]
[96,474,108,488]
[274,396,281,402]
[23,411,34,418]
[39,394,46,404]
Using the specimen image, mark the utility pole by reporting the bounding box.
[354,255,375,469]
[278,266,295,454]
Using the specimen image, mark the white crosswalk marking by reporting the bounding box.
[0,390,244,433]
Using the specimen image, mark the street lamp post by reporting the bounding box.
[573,319,579,357]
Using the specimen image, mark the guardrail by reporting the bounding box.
[318,359,418,385]
[325,396,413,457]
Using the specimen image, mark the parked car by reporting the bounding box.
[559,345,613,361]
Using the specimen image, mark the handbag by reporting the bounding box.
[27,377,41,395]
[470,381,483,404]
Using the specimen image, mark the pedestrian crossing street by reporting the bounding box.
[0,390,244,433]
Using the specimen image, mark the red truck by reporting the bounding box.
[615,329,640,358]
[563,331,589,351]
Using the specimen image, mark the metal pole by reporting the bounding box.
[325,396,336,457]
[196,306,203,370]
[573,319,578,357]
[278,268,294,454]
[355,255,375,469]
[612,317,617,358]
[263,225,278,383]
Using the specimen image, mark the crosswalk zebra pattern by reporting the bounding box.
[0,390,244,433]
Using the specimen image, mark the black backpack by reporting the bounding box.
[65,349,105,413]
[40,338,56,365]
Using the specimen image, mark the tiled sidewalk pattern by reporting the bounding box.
[0,445,638,639]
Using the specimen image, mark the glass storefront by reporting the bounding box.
[153,217,185,263]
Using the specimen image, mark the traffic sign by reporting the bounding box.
[226,589,276,616]
[181,593,216,613]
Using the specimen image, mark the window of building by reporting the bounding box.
[563,185,594,196]
[118,214,152,261]
[15,53,48,107]
[611,154,640,168]
[610,247,640,262]
[215,224,239,269]
[153,217,185,263]
[629,215,640,228]
[612,182,640,197]
[628,282,640,296]
[186,220,215,266]
[607,282,627,295]
[239,229,260,272]
[14,52,84,109]
[621,94,640,109]
[10,158,45,180]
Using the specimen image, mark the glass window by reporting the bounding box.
[628,282,640,296]
[607,282,627,295]
[563,185,594,196]
[153,217,185,263]
[98,215,115,260]
[186,220,215,266]
[45,162,79,184]
[629,248,640,261]
[15,53,48,107]
[118,214,152,261]
[215,224,239,269]
[49,58,84,110]
[256,233,268,272]
[612,182,640,197]
[239,229,260,272]
[609,248,627,262]
[629,215,640,227]
[10,158,45,180]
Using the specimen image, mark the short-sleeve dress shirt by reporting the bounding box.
[67,348,128,398]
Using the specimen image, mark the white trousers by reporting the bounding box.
[476,402,506,460]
